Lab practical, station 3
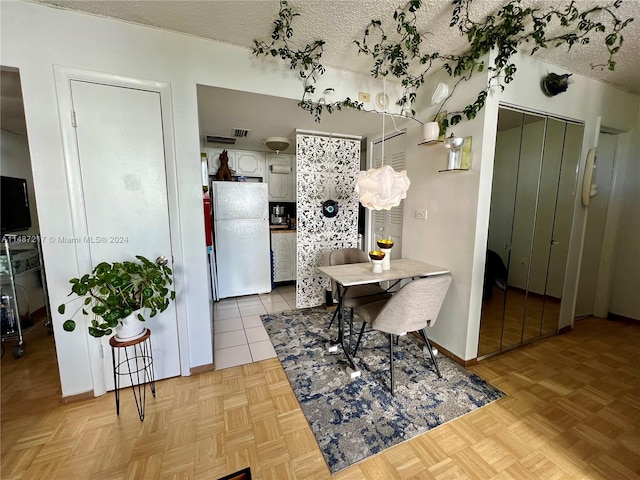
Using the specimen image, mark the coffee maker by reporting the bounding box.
[270,205,286,225]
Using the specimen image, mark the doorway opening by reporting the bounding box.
[1,66,55,362]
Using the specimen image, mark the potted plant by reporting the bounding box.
[58,255,175,340]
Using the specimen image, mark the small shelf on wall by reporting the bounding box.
[440,136,472,172]
[420,136,472,172]
[418,139,443,146]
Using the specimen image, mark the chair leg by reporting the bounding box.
[419,328,442,378]
[352,321,366,356]
[389,333,395,395]
[328,307,338,329]
[348,308,354,351]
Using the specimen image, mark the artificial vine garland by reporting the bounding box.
[253,0,633,127]
[253,0,364,121]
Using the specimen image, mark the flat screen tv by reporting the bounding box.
[1,176,32,235]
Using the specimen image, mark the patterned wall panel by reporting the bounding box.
[296,134,361,308]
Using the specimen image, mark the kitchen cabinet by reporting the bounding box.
[271,231,297,282]
[267,154,295,202]
[235,150,265,177]
[205,148,265,179]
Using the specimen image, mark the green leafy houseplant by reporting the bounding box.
[57,255,175,338]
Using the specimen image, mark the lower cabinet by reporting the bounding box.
[271,231,297,282]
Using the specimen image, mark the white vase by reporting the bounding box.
[380,248,391,270]
[115,312,146,341]
[371,259,384,273]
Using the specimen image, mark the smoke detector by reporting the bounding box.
[264,137,290,153]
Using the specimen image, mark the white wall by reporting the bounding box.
[3,2,637,382]
[494,53,639,333]
[402,65,490,362]
[609,118,640,320]
[1,0,394,396]
[403,51,639,361]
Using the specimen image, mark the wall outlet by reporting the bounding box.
[415,209,427,220]
[358,92,371,103]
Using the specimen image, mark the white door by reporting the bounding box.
[370,132,406,259]
[70,80,180,390]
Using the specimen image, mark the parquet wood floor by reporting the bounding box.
[2,317,639,479]
[478,288,561,357]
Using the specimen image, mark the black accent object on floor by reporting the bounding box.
[217,466,251,480]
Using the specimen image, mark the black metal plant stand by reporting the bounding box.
[109,328,156,421]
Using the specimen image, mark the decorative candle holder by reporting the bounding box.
[443,134,466,170]
[377,239,394,271]
[369,250,385,273]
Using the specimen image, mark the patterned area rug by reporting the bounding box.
[261,308,504,474]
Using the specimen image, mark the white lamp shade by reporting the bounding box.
[355,165,410,210]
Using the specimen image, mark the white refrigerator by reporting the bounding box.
[211,181,272,299]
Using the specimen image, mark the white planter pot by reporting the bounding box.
[421,122,440,143]
[115,312,146,341]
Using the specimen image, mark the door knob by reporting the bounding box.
[377,227,385,232]
[156,256,169,266]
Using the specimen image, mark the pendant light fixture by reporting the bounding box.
[355,79,410,210]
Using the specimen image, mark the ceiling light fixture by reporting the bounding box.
[264,136,290,153]
[356,79,410,211]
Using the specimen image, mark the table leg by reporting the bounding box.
[325,286,361,378]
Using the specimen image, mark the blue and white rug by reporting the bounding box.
[261,308,505,473]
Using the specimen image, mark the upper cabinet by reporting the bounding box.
[267,154,295,202]
[204,148,297,201]
[205,148,265,179]
[235,151,265,177]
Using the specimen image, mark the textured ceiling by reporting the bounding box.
[8,1,640,147]
[31,0,640,94]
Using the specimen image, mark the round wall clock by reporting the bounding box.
[321,199,339,218]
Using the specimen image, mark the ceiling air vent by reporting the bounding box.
[204,134,236,145]
[233,128,251,138]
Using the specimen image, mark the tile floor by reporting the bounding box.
[213,284,297,369]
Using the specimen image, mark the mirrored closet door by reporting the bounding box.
[478,108,583,358]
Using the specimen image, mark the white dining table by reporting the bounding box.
[318,258,450,378]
